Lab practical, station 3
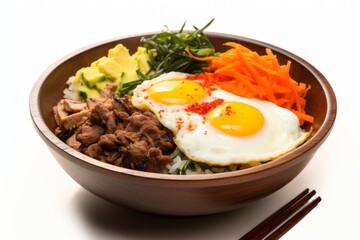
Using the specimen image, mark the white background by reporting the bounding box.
[3,0,359,239]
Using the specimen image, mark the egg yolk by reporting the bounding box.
[148,79,206,105]
[208,102,265,136]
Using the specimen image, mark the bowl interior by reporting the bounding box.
[37,33,334,147]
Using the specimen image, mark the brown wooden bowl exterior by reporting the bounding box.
[29,32,336,216]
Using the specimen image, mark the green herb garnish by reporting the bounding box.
[141,18,216,79]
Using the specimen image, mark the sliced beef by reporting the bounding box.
[99,84,117,98]
[66,134,81,151]
[99,134,119,150]
[126,112,149,132]
[148,148,173,171]
[53,84,175,173]
[101,151,121,165]
[90,103,117,133]
[115,129,136,146]
[86,94,114,111]
[76,125,105,147]
[158,132,175,153]
[85,143,102,159]
[53,99,89,130]
[63,99,87,112]
[90,103,110,125]
[125,141,151,168]
[114,95,139,115]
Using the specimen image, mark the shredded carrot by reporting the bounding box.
[185,44,314,125]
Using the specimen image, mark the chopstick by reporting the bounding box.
[239,188,321,240]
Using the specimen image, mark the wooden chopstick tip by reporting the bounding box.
[239,189,322,240]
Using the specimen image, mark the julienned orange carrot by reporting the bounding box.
[185,43,314,125]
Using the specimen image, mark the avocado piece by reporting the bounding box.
[82,67,106,88]
[90,56,107,68]
[132,47,151,74]
[77,85,99,100]
[121,71,139,84]
[108,44,139,75]
[108,44,132,66]
[72,67,85,85]
[97,58,122,81]
[71,44,151,100]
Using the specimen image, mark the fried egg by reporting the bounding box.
[131,72,310,165]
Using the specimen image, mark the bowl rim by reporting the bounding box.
[29,31,337,181]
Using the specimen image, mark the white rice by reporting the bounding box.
[63,76,80,101]
[165,157,214,175]
[163,146,247,175]
[166,156,188,174]
[164,147,221,175]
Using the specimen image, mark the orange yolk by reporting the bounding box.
[208,102,265,136]
[148,79,206,105]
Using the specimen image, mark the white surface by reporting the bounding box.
[3,0,359,239]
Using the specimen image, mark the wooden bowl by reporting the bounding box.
[29,32,336,216]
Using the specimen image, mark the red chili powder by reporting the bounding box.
[185,99,224,115]
[187,73,218,95]
[225,105,233,115]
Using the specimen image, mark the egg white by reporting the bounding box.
[131,72,310,165]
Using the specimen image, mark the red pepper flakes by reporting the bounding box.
[185,99,224,115]
[158,109,164,118]
[225,105,233,115]
[176,117,184,130]
[187,73,218,95]
[187,123,195,131]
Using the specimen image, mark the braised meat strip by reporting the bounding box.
[53,84,175,173]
